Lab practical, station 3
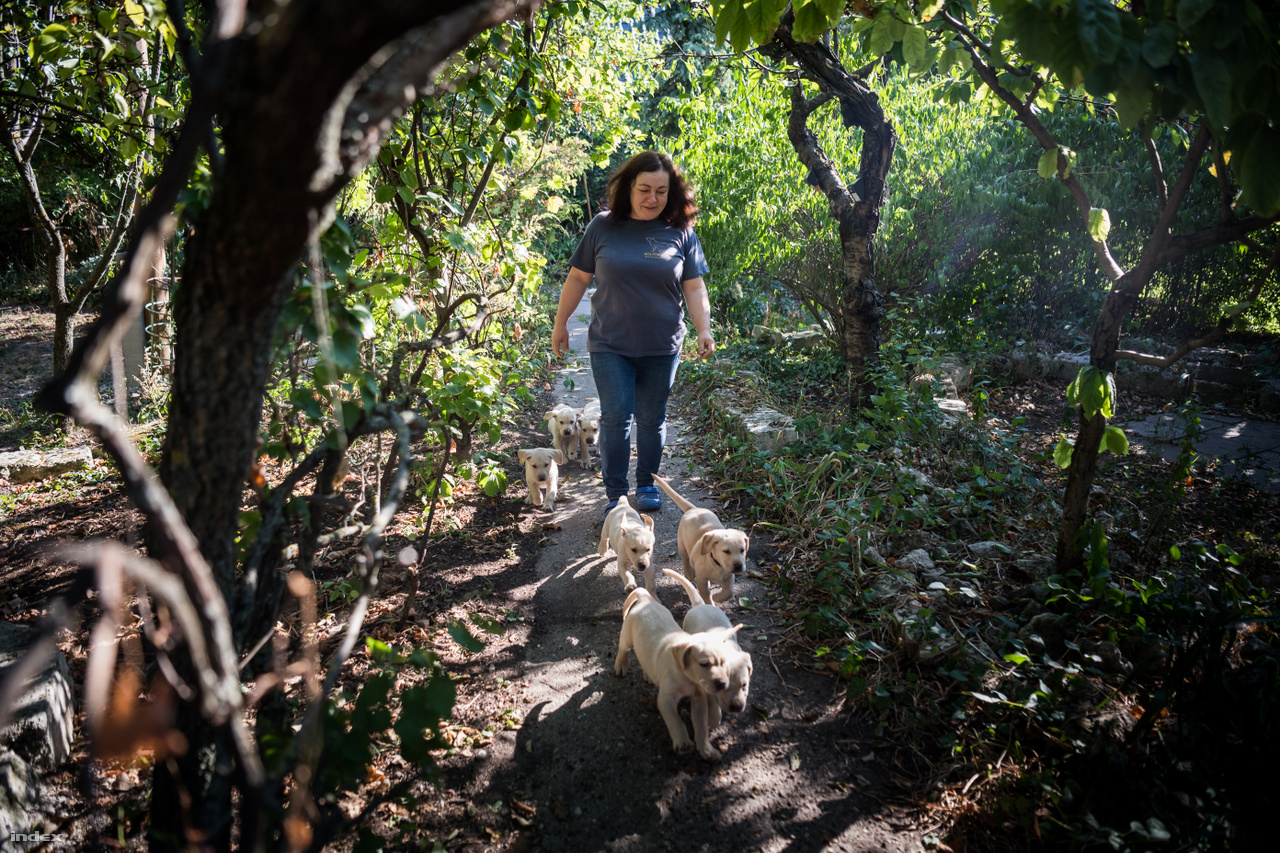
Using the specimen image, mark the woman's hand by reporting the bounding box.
[552,323,570,358]
[696,330,715,359]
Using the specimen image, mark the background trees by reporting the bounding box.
[0,1,171,376]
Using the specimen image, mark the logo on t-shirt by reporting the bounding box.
[644,236,675,259]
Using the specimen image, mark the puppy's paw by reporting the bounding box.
[698,743,722,762]
[671,736,694,755]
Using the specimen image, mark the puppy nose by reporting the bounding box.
[729,700,745,713]
[711,677,728,692]
[537,475,547,482]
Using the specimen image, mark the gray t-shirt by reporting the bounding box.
[569,212,710,357]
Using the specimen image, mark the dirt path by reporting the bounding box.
[461,296,922,852]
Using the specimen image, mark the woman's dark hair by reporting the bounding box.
[605,150,698,230]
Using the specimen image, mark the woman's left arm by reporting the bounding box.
[682,276,715,359]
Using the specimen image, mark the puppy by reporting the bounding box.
[575,398,601,469]
[652,474,751,604]
[599,495,657,593]
[615,587,740,760]
[664,569,753,729]
[517,448,562,511]
[544,404,581,463]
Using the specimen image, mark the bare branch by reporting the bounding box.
[1138,118,1169,214]
[1118,231,1280,367]
[949,25,1125,282]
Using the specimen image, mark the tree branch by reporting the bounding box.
[1117,231,1280,367]
[1138,118,1169,214]
[949,24,1125,281]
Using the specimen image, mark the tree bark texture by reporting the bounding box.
[769,14,895,407]
[149,2,529,848]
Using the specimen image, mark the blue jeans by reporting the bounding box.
[589,351,681,500]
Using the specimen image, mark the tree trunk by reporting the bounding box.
[769,16,895,406]
[1055,270,1146,570]
[147,3,530,847]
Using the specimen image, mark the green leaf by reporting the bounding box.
[469,613,506,635]
[713,0,744,47]
[741,0,788,46]
[919,0,946,20]
[1189,52,1232,129]
[1231,113,1280,216]
[1177,0,1216,29]
[1087,207,1111,242]
[1078,0,1123,64]
[868,14,895,56]
[448,621,485,653]
[1068,365,1116,419]
[1142,23,1177,68]
[1221,301,1252,319]
[1037,147,1059,179]
[792,0,844,43]
[1004,652,1030,664]
[1102,425,1130,455]
[374,184,396,204]
[1054,436,1075,469]
[1113,80,1151,129]
[969,691,1002,704]
[1170,544,1182,561]
[903,25,928,69]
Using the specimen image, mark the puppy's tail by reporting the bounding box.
[622,587,649,619]
[663,568,708,607]
[651,474,695,514]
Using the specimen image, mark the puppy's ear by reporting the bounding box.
[518,449,529,464]
[552,449,564,464]
[641,513,654,530]
[726,623,744,639]
[673,641,696,673]
[742,535,750,553]
[698,532,716,556]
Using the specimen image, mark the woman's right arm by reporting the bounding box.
[551,266,594,357]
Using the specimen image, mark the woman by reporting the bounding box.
[551,151,714,519]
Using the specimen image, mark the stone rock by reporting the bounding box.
[707,390,799,452]
[1018,612,1072,654]
[787,329,827,350]
[969,540,1013,560]
[0,748,44,840]
[0,448,93,484]
[895,549,935,575]
[869,571,914,600]
[862,547,887,566]
[897,466,939,489]
[1013,555,1054,582]
[750,325,787,347]
[0,622,76,769]
[963,639,998,666]
[750,326,829,351]
[1080,640,1132,676]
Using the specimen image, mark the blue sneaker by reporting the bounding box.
[635,486,661,512]
[598,496,623,527]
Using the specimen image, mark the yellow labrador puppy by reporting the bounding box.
[652,474,750,604]
[517,448,563,511]
[615,586,739,761]
[599,496,656,593]
[544,404,580,464]
[575,398,601,469]
[664,569,753,729]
